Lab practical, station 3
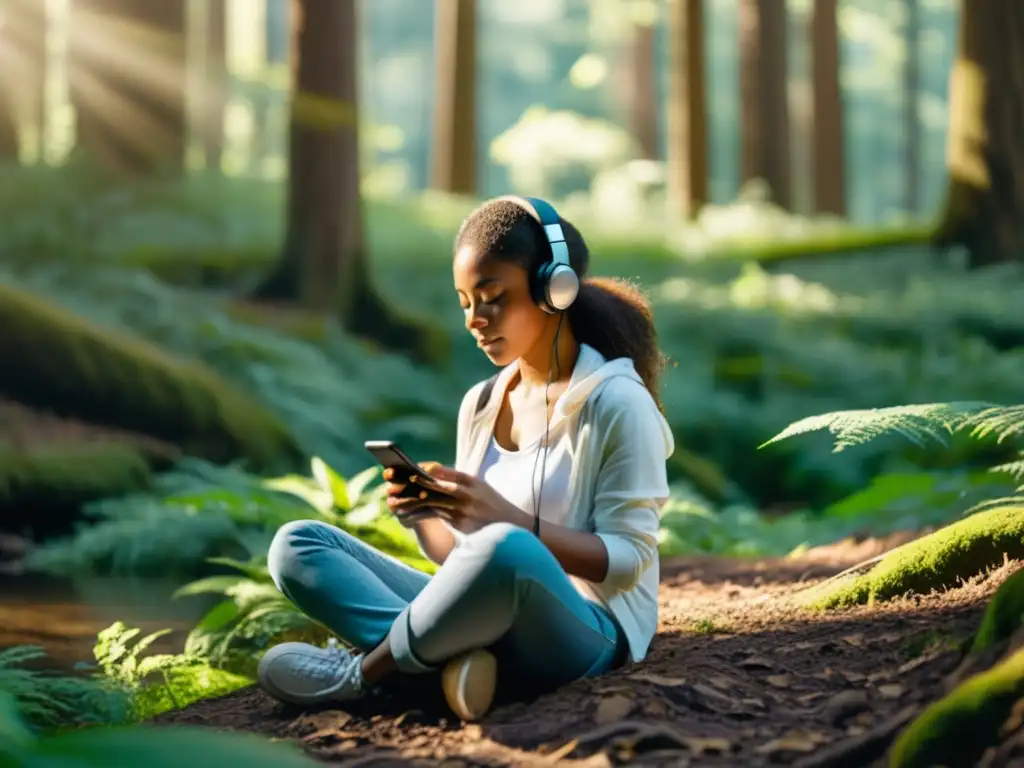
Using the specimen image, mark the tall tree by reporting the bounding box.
[0,0,47,160]
[430,0,477,195]
[809,0,845,215]
[903,0,921,214]
[251,0,433,360]
[665,0,708,219]
[934,0,1024,267]
[738,0,792,209]
[69,0,187,175]
[629,19,659,160]
[203,0,228,172]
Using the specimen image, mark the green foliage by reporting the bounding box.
[763,402,1024,453]
[26,457,434,580]
[970,567,1024,654]
[803,505,1024,610]
[0,692,319,768]
[889,645,1024,768]
[0,646,129,730]
[84,622,252,722]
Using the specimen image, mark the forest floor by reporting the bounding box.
[153,532,1023,767]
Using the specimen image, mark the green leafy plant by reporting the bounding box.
[0,646,129,731]
[0,690,319,768]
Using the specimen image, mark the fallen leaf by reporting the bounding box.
[463,724,483,740]
[766,674,791,688]
[842,634,865,648]
[595,694,633,725]
[812,667,835,680]
[840,670,865,683]
[797,692,826,706]
[642,699,668,717]
[822,690,870,725]
[691,683,734,702]
[707,674,738,690]
[738,655,773,670]
[754,729,830,756]
[846,725,867,736]
[681,736,731,755]
[593,684,633,695]
[629,671,687,687]
[878,683,904,700]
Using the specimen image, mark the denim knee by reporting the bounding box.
[462,522,546,580]
[266,518,338,590]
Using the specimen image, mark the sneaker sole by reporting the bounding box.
[442,649,497,722]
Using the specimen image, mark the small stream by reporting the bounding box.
[0,573,214,673]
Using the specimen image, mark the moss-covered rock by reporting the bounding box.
[0,282,304,472]
[889,645,1024,768]
[804,505,1024,609]
[970,565,1024,654]
[0,442,155,537]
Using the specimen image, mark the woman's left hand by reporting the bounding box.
[427,466,525,527]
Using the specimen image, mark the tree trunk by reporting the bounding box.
[430,0,477,195]
[665,0,708,219]
[629,21,659,160]
[251,0,437,362]
[69,0,187,176]
[203,0,227,172]
[933,0,1024,268]
[738,0,792,209]
[809,0,845,215]
[903,0,920,214]
[0,0,47,160]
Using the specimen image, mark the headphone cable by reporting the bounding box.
[530,314,563,537]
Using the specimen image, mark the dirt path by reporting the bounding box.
[153,533,1020,767]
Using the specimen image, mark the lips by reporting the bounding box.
[477,337,503,350]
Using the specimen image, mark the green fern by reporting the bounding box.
[87,622,251,721]
[0,689,319,768]
[761,401,1020,453]
[0,646,130,730]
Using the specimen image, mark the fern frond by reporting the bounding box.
[990,451,1024,484]
[761,401,1009,452]
[969,405,1024,443]
[0,645,129,729]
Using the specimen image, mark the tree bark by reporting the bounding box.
[430,0,477,195]
[69,0,187,176]
[0,0,47,160]
[809,0,845,215]
[251,0,436,361]
[933,0,1024,268]
[903,0,920,214]
[665,0,708,219]
[738,0,792,209]
[629,21,659,160]
[203,0,228,172]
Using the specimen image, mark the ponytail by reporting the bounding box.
[567,277,666,412]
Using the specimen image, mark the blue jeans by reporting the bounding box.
[267,520,627,689]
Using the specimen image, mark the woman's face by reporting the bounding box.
[453,244,548,366]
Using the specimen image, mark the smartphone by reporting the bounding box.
[364,440,452,497]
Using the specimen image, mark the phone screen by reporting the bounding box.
[364,441,451,495]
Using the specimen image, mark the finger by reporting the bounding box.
[430,466,477,488]
[385,482,408,497]
[418,460,443,474]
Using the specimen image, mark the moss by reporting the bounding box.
[0,282,304,473]
[805,505,1024,610]
[0,442,154,537]
[970,566,1024,654]
[889,645,1024,768]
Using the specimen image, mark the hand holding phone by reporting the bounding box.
[365,441,453,525]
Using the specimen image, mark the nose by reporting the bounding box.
[465,304,488,331]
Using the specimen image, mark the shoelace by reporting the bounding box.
[295,638,349,683]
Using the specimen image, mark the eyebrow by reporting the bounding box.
[474,277,501,290]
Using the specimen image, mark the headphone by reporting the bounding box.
[502,195,580,314]
[499,196,580,537]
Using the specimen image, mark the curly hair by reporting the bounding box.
[454,197,666,411]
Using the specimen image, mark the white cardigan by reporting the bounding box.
[421,344,674,663]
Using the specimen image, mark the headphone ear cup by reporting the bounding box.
[544,264,580,312]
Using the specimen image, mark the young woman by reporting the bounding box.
[257,196,674,722]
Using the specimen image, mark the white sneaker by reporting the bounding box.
[257,638,367,706]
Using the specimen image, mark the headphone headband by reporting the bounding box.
[498,195,580,313]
